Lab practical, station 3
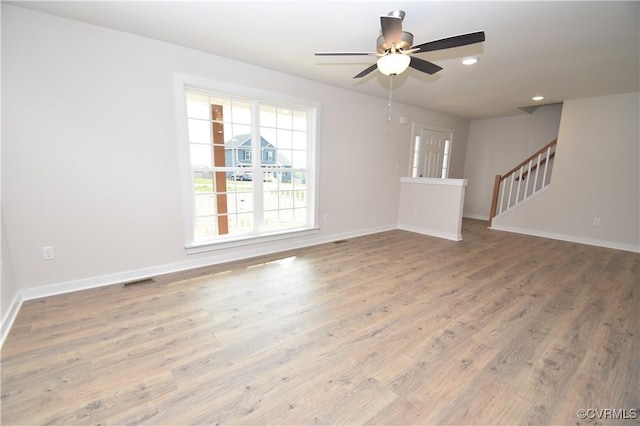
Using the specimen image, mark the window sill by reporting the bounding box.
[185,227,320,255]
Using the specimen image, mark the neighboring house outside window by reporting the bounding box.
[176,75,318,251]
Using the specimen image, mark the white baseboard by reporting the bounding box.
[490,224,640,253]
[21,224,397,302]
[1,292,23,348]
[1,224,397,348]
[22,226,396,300]
[463,213,490,221]
[397,224,462,241]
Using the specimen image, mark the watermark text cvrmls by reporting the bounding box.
[577,408,638,420]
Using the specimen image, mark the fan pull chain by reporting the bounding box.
[388,74,394,121]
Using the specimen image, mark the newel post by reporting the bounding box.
[488,174,502,228]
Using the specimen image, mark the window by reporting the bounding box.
[177,76,318,250]
[409,124,453,179]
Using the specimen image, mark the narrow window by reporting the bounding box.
[409,124,453,179]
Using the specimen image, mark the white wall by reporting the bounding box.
[398,178,467,241]
[492,92,639,252]
[1,4,470,331]
[463,103,563,220]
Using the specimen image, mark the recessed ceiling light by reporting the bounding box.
[532,96,544,101]
[462,57,478,65]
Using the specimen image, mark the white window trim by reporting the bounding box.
[408,122,454,179]
[174,73,321,253]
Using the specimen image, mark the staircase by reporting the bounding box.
[488,139,557,227]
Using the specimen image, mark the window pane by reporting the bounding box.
[292,131,307,150]
[190,145,212,168]
[235,191,253,212]
[264,209,295,230]
[226,214,238,233]
[195,194,216,216]
[221,122,235,141]
[278,209,293,225]
[226,191,253,215]
[277,150,292,168]
[234,213,254,232]
[260,105,277,127]
[186,93,210,119]
[278,190,294,209]
[293,190,306,208]
[292,111,306,131]
[293,171,307,184]
[193,172,213,192]
[227,192,253,213]
[232,101,252,125]
[225,192,238,214]
[292,150,307,169]
[276,129,293,150]
[294,208,307,224]
[263,211,279,227]
[264,190,278,210]
[188,119,211,144]
[277,108,292,129]
[195,216,217,239]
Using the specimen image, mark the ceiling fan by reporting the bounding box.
[315,10,486,78]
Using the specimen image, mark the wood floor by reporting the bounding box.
[1,219,638,425]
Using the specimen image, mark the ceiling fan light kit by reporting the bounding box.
[377,53,411,76]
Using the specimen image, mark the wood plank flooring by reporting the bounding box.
[1,219,638,425]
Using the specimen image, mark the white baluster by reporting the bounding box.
[507,173,515,209]
[542,146,551,186]
[533,153,542,193]
[524,161,532,198]
[515,166,524,206]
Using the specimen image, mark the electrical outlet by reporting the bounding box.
[323,213,329,223]
[593,217,601,226]
[42,246,55,260]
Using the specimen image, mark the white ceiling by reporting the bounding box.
[7,0,640,120]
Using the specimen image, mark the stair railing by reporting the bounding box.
[489,139,557,227]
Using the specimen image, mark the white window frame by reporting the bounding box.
[174,73,320,253]
[409,122,453,179]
